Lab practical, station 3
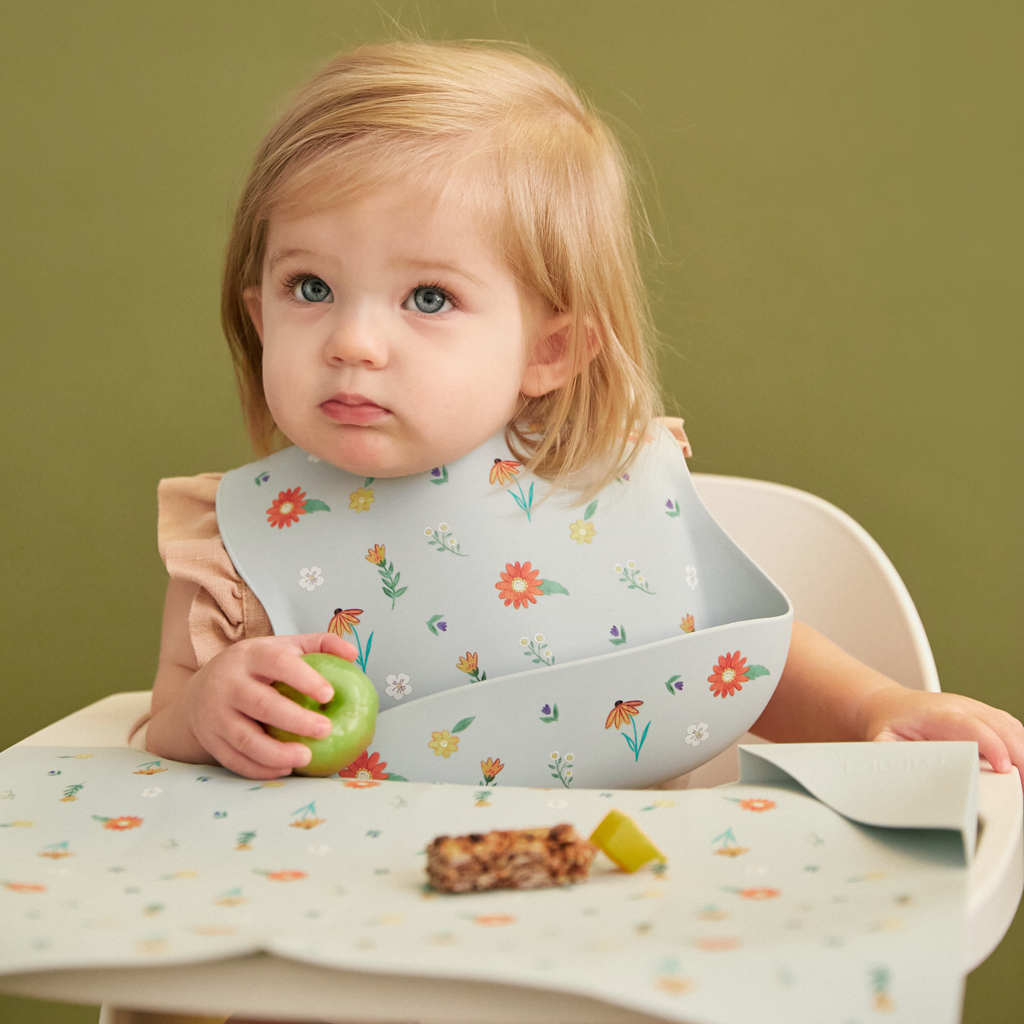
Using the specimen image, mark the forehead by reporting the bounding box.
[264,155,506,276]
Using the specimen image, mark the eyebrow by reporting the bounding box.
[392,257,484,287]
[266,248,485,288]
[267,248,317,271]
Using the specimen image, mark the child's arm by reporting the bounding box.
[753,620,1024,789]
[146,578,357,779]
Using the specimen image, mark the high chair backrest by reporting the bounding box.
[691,473,940,692]
[680,473,940,789]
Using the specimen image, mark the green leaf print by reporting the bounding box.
[539,579,569,596]
[746,665,771,679]
[584,499,599,520]
[452,717,476,734]
[304,499,331,513]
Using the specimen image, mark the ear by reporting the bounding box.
[520,314,600,398]
[243,286,265,345]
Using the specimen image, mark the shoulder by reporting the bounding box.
[157,472,223,549]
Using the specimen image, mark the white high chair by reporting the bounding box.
[5,475,1021,1024]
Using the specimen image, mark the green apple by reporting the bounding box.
[266,653,379,777]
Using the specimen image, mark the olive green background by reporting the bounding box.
[1,2,1020,1022]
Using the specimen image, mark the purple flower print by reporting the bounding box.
[438,621,447,632]
[665,499,674,509]
[541,704,551,716]
[609,624,628,646]
[675,680,684,690]
[431,467,442,477]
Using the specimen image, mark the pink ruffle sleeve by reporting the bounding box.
[157,473,273,666]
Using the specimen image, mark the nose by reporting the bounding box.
[323,307,388,368]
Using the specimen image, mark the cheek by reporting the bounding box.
[260,346,300,420]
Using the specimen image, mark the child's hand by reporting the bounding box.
[861,686,1024,791]
[184,633,358,780]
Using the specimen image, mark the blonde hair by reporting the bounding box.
[222,39,661,488]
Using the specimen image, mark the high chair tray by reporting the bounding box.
[1,694,1021,1024]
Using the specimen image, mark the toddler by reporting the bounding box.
[146,40,1022,791]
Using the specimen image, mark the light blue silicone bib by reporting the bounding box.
[217,426,792,787]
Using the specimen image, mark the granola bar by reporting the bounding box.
[426,824,595,893]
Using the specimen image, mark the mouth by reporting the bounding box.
[321,393,390,427]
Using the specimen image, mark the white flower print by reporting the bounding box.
[547,798,569,809]
[686,565,699,590]
[385,674,412,700]
[307,453,321,463]
[299,566,324,591]
[520,637,530,646]
[685,722,709,746]
[308,844,330,855]
[141,787,163,798]
[424,527,434,536]
[534,633,545,643]
[438,522,449,532]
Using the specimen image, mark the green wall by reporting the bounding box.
[1,3,1020,1022]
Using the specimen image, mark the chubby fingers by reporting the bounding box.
[275,633,359,705]
[206,710,317,780]
[871,707,1021,788]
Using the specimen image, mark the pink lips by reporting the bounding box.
[321,394,389,426]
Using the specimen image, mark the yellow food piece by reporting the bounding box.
[590,809,665,872]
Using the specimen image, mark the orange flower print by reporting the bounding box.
[457,652,486,683]
[489,459,521,486]
[95,815,143,831]
[605,699,643,730]
[475,914,516,926]
[343,779,380,789]
[328,608,363,636]
[739,887,780,900]
[496,561,543,608]
[349,487,374,512]
[655,976,694,995]
[694,936,741,952]
[680,614,695,634]
[708,651,750,698]
[429,730,460,758]
[480,757,504,783]
[267,487,307,528]
[737,798,777,813]
[265,870,307,882]
[340,751,390,781]
[4,882,46,894]
[365,544,386,566]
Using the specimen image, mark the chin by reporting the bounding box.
[316,431,429,479]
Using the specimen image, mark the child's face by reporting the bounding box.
[246,182,565,477]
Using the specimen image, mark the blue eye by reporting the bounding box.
[295,277,332,303]
[405,286,451,314]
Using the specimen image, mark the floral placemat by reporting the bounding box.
[0,746,966,1024]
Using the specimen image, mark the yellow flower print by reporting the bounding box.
[457,652,479,675]
[569,519,597,545]
[429,730,460,758]
[680,614,695,633]
[349,487,374,512]
[365,544,386,565]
